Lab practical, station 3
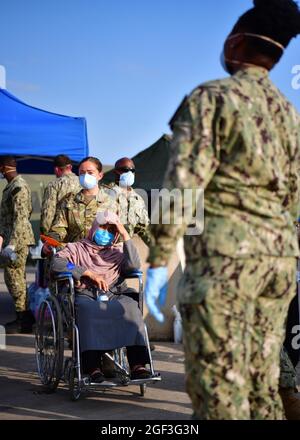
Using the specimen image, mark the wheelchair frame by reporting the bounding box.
[35,270,161,401]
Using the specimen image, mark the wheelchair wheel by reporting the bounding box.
[140,383,146,396]
[69,364,82,401]
[35,295,64,392]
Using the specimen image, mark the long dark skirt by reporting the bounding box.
[75,292,147,353]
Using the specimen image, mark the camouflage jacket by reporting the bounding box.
[40,172,81,234]
[0,175,35,249]
[48,187,118,243]
[149,67,300,266]
[104,183,151,245]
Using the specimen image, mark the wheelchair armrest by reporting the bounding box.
[123,270,143,280]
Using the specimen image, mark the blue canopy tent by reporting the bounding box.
[0,89,89,174]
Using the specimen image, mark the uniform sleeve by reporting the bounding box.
[135,224,151,246]
[0,207,4,237]
[47,203,69,243]
[148,88,224,266]
[101,193,119,215]
[285,118,300,222]
[9,186,32,247]
[40,183,58,235]
[134,204,151,246]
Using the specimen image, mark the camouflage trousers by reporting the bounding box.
[179,256,296,420]
[3,247,29,312]
[279,346,297,390]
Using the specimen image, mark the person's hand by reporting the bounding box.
[84,270,109,291]
[145,267,168,323]
[114,222,130,241]
[0,236,3,252]
[2,245,17,261]
[41,243,54,258]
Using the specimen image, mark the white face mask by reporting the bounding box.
[228,32,285,52]
[79,173,98,190]
[119,171,135,188]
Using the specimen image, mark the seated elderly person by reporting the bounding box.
[50,210,151,383]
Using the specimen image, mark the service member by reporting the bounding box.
[0,156,35,333]
[40,154,81,235]
[105,157,150,245]
[145,0,300,420]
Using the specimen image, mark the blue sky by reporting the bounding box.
[1,0,300,165]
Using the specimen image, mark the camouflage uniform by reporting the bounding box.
[40,172,81,234]
[149,67,300,419]
[279,347,297,390]
[278,235,300,391]
[104,183,151,245]
[40,172,81,287]
[0,175,35,312]
[48,188,118,243]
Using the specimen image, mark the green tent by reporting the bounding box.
[103,134,172,191]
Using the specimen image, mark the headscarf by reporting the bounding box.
[57,211,124,287]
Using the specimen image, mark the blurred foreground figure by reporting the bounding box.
[146,0,300,420]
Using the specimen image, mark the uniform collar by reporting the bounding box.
[75,188,106,203]
[234,66,270,80]
[5,174,21,188]
[108,183,134,198]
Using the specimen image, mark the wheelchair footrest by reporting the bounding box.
[85,379,120,388]
[128,374,161,386]
[82,373,161,388]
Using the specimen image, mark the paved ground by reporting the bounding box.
[0,268,193,420]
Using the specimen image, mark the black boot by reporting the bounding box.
[5,312,22,334]
[20,310,35,334]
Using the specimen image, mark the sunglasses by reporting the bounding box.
[116,167,136,173]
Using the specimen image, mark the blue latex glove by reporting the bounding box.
[2,245,17,262]
[145,267,168,323]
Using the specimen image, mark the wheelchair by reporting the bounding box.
[35,270,161,401]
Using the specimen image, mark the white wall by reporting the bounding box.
[132,236,185,341]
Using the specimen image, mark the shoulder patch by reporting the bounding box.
[11,187,22,197]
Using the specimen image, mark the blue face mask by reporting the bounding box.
[80,173,98,190]
[93,229,115,247]
[119,171,135,188]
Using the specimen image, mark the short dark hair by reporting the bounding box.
[79,156,103,173]
[0,155,17,167]
[53,154,72,168]
[232,0,300,59]
[114,157,134,169]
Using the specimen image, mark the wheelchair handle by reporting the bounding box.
[124,270,143,279]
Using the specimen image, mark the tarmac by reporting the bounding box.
[0,267,193,420]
